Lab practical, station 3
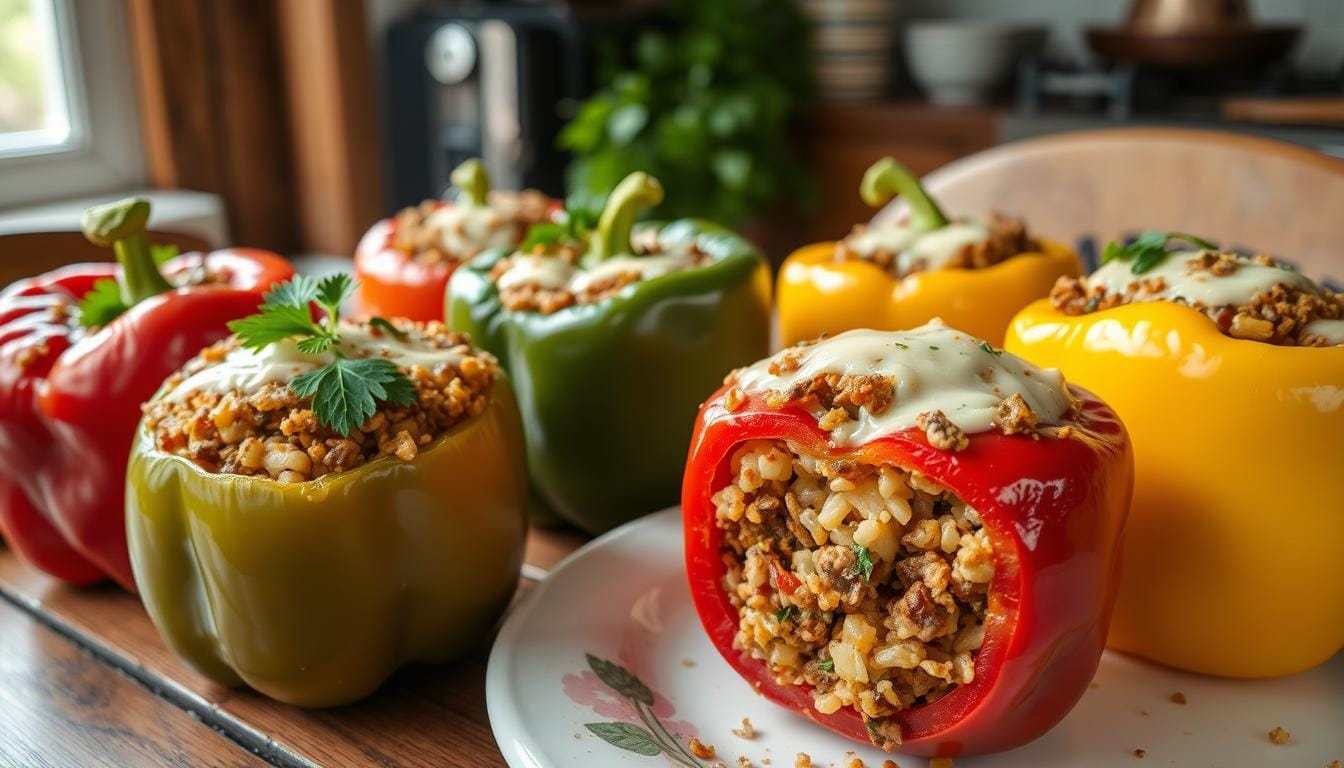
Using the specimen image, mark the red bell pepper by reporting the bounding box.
[0,198,293,590]
[353,159,560,322]
[682,381,1132,757]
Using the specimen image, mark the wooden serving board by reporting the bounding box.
[0,526,588,767]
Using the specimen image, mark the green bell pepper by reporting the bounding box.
[447,173,771,533]
[126,379,528,707]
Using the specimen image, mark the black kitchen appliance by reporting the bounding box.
[382,1,651,212]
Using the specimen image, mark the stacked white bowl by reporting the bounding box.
[801,0,900,102]
[904,21,1047,106]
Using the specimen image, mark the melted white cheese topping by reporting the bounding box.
[424,204,519,256]
[495,244,700,294]
[844,219,990,273]
[1303,318,1344,345]
[1086,251,1322,308]
[734,323,1074,445]
[168,326,467,400]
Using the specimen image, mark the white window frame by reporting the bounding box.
[0,0,145,209]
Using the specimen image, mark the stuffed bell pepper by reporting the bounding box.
[683,323,1132,757]
[354,159,559,322]
[1006,232,1344,678]
[126,274,527,706]
[778,157,1079,347]
[0,198,293,589]
[449,172,770,533]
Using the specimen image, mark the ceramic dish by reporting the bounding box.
[487,509,1344,767]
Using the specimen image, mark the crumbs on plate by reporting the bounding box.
[689,738,716,759]
[732,718,756,739]
[1168,691,1187,705]
[1268,726,1290,745]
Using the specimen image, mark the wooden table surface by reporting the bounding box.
[0,526,589,767]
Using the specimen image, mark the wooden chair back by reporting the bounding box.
[875,127,1344,286]
[0,230,213,289]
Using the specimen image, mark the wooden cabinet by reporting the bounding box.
[799,101,1000,244]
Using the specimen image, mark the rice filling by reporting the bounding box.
[714,439,995,750]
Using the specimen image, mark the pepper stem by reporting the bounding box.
[859,157,949,233]
[585,172,664,266]
[450,158,491,207]
[81,197,173,304]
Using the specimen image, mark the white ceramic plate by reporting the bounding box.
[487,509,1344,767]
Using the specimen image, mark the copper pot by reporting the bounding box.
[1125,0,1253,33]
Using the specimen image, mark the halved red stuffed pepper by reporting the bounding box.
[354,159,559,321]
[683,323,1132,757]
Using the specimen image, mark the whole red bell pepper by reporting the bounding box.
[682,377,1132,757]
[0,198,293,590]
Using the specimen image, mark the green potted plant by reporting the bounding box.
[559,0,813,236]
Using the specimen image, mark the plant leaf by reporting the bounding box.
[150,244,180,266]
[775,605,798,622]
[978,340,1002,357]
[584,722,662,757]
[290,357,415,437]
[520,222,569,251]
[368,316,408,340]
[295,334,338,355]
[818,659,834,673]
[849,544,874,582]
[316,273,357,313]
[263,275,318,308]
[586,654,655,706]
[78,279,131,329]
[228,304,322,351]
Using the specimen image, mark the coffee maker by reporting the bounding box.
[382,1,650,211]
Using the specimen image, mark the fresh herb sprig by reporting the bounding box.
[227,274,415,436]
[1102,231,1218,275]
[774,605,799,622]
[520,201,600,252]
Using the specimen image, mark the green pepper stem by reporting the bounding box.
[81,197,173,304]
[450,158,491,207]
[859,157,949,233]
[585,172,664,265]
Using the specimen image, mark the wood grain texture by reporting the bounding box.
[0,522,588,767]
[883,127,1344,281]
[275,0,383,257]
[0,596,267,767]
[126,0,299,251]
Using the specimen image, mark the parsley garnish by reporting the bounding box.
[774,605,799,622]
[892,342,908,350]
[848,544,874,582]
[520,202,600,251]
[1102,230,1218,275]
[818,659,834,673]
[151,243,180,266]
[928,345,939,351]
[78,280,131,329]
[227,273,415,436]
[978,340,1002,357]
[368,316,408,340]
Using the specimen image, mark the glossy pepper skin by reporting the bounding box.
[777,158,1078,347]
[0,199,293,589]
[126,379,528,707]
[682,385,1132,757]
[449,173,771,534]
[354,159,558,322]
[1006,299,1344,677]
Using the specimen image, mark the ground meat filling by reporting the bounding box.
[390,190,553,265]
[1051,251,1343,346]
[489,230,711,314]
[836,213,1040,277]
[143,321,498,482]
[714,440,994,751]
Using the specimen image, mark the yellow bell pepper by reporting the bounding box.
[777,158,1079,347]
[1005,298,1344,678]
